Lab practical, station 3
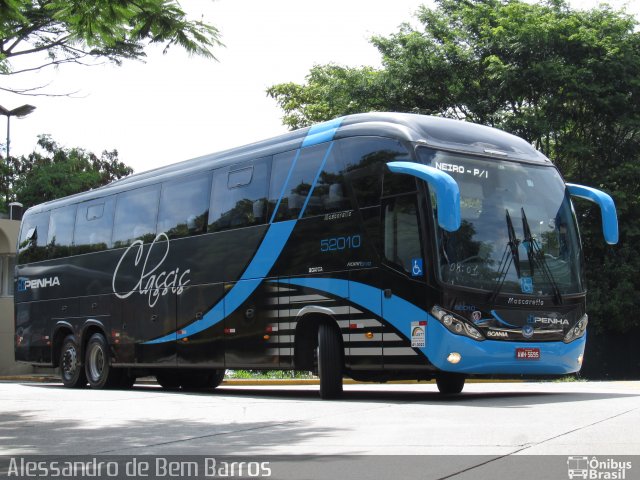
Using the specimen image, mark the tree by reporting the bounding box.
[268,0,640,334]
[9,134,133,207]
[1,0,222,95]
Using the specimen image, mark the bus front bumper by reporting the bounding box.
[424,320,586,375]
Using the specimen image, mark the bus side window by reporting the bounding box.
[271,144,326,221]
[382,195,423,275]
[46,205,77,259]
[112,185,161,247]
[17,211,50,264]
[73,197,115,254]
[268,150,296,221]
[208,157,270,233]
[339,137,411,208]
[302,145,352,217]
[158,174,211,239]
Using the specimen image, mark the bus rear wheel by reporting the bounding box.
[436,372,466,394]
[85,333,121,389]
[317,323,343,399]
[60,335,87,388]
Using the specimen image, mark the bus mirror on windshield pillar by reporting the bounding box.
[387,161,461,232]
[567,183,619,245]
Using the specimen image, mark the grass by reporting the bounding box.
[227,370,316,380]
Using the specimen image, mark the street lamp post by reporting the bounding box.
[0,104,36,205]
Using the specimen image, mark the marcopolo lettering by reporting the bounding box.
[507,297,544,306]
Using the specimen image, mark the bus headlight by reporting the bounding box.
[564,314,588,343]
[431,306,485,341]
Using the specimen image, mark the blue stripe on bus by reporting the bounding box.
[298,142,335,219]
[281,277,427,337]
[279,277,584,375]
[145,220,297,344]
[144,120,343,345]
[490,310,519,328]
[301,117,344,148]
[269,149,301,224]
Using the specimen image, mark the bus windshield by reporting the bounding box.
[417,147,584,296]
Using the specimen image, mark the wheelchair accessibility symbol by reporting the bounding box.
[411,258,424,277]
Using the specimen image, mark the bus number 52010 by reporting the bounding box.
[320,234,361,252]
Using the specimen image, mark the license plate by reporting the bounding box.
[516,347,540,360]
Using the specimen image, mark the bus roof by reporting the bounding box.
[25,113,551,213]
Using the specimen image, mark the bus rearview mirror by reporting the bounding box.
[387,161,461,232]
[567,183,619,245]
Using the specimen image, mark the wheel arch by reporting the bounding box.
[294,308,344,371]
[52,321,74,368]
[80,319,109,360]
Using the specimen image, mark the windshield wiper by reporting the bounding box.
[506,209,521,278]
[521,207,563,304]
[489,209,521,303]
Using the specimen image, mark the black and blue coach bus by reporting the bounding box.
[14,113,618,398]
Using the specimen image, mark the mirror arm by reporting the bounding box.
[567,183,619,245]
[387,161,461,232]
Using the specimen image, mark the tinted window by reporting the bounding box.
[158,174,211,239]
[271,144,327,221]
[47,205,76,258]
[112,185,160,247]
[268,150,296,221]
[302,145,352,217]
[338,137,411,207]
[209,157,270,232]
[383,194,423,275]
[74,197,115,253]
[18,211,50,264]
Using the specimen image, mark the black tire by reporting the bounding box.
[211,369,226,389]
[60,334,87,388]
[317,323,343,399]
[84,333,121,389]
[117,372,136,389]
[436,372,466,394]
[155,370,181,390]
[178,369,226,391]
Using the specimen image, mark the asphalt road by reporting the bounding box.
[1,380,639,457]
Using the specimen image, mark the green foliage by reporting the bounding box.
[268,0,640,333]
[0,0,222,93]
[9,134,133,207]
[267,65,388,130]
[229,370,314,380]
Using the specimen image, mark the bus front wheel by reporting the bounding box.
[436,372,466,394]
[317,323,343,399]
[85,333,121,389]
[60,335,87,388]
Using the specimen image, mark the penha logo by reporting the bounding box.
[528,314,570,326]
[112,232,191,308]
[18,276,60,292]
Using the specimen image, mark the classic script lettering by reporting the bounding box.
[112,232,191,307]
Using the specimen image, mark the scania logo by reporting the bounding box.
[522,325,534,338]
[487,330,509,338]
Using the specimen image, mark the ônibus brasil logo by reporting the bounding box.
[567,456,632,479]
[17,276,60,292]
